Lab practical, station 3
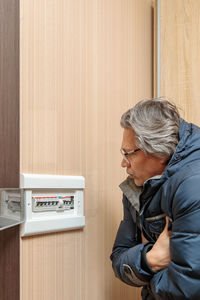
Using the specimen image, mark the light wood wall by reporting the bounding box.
[20,1,154,299]
[160,0,200,125]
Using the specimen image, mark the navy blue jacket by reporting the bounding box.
[110,120,200,299]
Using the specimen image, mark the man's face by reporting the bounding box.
[121,128,168,186]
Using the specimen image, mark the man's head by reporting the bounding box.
[120,98,181,186]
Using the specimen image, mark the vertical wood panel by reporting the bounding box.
[0,1,20,300]
[160,0,200,124]
[20,1,153,299]
[0,0,19,187]
[0,226,19,300]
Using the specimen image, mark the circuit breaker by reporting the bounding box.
[0,174,85,236]
[32,195,74,212]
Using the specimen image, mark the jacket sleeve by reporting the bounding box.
[110,195,154,287]
[150,175,200,300]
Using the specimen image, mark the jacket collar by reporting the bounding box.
[119,175,162,212]
[119,177,142,212]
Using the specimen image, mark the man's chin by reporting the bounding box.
[134,182,143,187]
[129,176,143,187]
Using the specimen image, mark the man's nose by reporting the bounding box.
[121,158,129,168]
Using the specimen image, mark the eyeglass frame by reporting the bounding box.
[120,148,141,163]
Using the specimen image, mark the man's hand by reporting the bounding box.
[146,217,171,272]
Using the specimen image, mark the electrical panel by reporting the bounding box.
[0,174,85,236]
[32,194,74,212]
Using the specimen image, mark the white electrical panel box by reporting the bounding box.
[0,174,85,236]
[20,174,85,236]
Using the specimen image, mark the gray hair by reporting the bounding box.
[120,98,181,157]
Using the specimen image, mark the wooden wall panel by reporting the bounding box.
[20,1,154,299]
[0,226,20,300]
[0,0,19,187]
[0,1,20,299]
[160,0,200,125]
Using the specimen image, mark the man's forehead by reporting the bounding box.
[121,128,136,150]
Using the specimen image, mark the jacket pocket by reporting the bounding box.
[145,213,166,238]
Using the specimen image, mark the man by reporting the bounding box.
[110,98,200,299]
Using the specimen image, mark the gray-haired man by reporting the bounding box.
[110,98,200,299]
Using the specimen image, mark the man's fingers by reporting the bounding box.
[164,216,169,230]
[163,216,172,236]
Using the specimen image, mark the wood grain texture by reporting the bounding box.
[160,0,200,124]
[0,0,19,187]
[0,1,20,300]
[20,1,154,299]
[0,226,20,300]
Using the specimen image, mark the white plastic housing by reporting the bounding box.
[20,174,85,236]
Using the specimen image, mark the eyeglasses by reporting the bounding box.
[120,148,140,163]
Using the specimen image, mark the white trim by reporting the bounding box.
[20,215,85,236]
[20,174,85,189]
